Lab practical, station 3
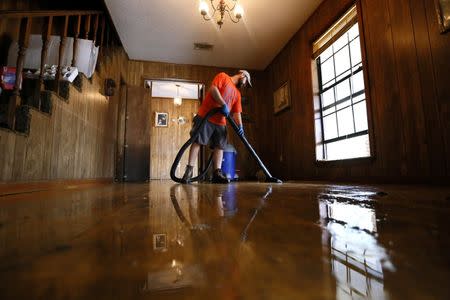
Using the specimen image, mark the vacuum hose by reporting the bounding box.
[170,108,282,183]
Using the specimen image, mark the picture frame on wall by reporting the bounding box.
[435,0,450,33]
[273,81,291,114]
[155,112,168,127]
[153,233,167,251]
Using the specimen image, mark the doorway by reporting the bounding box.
[146,80,204,180]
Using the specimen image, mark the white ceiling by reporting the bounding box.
[104,0,323,70]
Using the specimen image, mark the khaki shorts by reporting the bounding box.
[190,115,227,149]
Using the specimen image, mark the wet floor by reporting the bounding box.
[0,181,449,299]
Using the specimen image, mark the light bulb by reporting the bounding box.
[234,4,244,19]
[199,1,209,15]
[174,97,182,106]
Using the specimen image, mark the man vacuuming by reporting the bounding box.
[181,70,252,184]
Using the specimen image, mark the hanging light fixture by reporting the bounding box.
[174,84,182,106]
[199,0,244,28]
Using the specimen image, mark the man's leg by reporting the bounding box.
[212,147,229,184]
[212,147,223,170]
[182,143,201,183]
[188,143,201,167]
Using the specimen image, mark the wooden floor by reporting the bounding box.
[0,181,449,299]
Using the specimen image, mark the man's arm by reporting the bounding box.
[210,85,230,117]
[233,112,242,127]
[233,112,244,136]
[210,86,226,106]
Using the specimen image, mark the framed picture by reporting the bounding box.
[155,112,168,127]
[153,233,167,251]
[273,81,291,114]
[435,0,450,33]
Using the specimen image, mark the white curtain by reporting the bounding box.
[74,38,98,78]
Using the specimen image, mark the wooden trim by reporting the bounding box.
[0,10,103,18]
[84,14,91,39]
[55,15,69,93]
[7,17,32,129]
[356,0,377,161]
[315,156,375,167]
[312,4,358,58]
[92,14,99,43]
[100,15,106,47]
[72,15,81,66]
[0,178,113,197]
[313,18,358,58]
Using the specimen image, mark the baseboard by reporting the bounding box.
[0,178,113,197]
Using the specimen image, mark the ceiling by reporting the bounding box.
[104,0,323,70]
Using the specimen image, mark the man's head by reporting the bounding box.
[236,70,252,89]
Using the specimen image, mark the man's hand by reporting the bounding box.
[221,104,230,117]
[237,125,244,136]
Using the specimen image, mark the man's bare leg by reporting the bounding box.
[182,143,201,183]
[212,148,229,183]
[188,143,201,166]
[213,148,223,170]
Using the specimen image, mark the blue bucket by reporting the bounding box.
[221,144,237,180]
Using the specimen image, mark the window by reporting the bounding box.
[313,5,371,161]
[145,80,202,100]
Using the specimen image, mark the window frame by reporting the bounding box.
[312,2,375,164]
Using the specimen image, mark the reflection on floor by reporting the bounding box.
[0,181,449,299]
[319,189,392,299]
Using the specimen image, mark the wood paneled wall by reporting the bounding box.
[257,0,450,183]
[0,47,128,182]
[126,60,262,180]
[150,97,198,180]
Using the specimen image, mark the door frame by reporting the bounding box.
[143,77,206,179]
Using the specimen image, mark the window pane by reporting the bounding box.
[348,23,359,40]
[336,69,351,82]
[323,114,338,140]
[352,92,365,104]
[321,58,335,84]
[334,46,351,76]
[326,134,370,160]
[336,79,351,101]
[337,107,354,136]
[333,33,348,52]
[321,88,335,107]
[352,71,365,93]
[354,101,368,132]
[336,99,351,111]
[323,106,335,116]
[350,37,362,66]
[320,47,333,61]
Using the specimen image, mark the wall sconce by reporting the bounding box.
[104,78,116,97]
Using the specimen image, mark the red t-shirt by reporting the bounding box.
[198,72,242,125]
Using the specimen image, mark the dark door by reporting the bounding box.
[123,86,150,182]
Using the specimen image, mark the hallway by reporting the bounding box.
[0,181,449,299]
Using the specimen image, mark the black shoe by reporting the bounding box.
[212,169,230,184]
[182,165,193,184]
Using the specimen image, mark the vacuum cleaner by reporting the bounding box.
[170,107,282,184]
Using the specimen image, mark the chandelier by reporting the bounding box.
[199,0,244,28]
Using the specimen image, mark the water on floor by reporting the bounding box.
[0,181,449,299]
